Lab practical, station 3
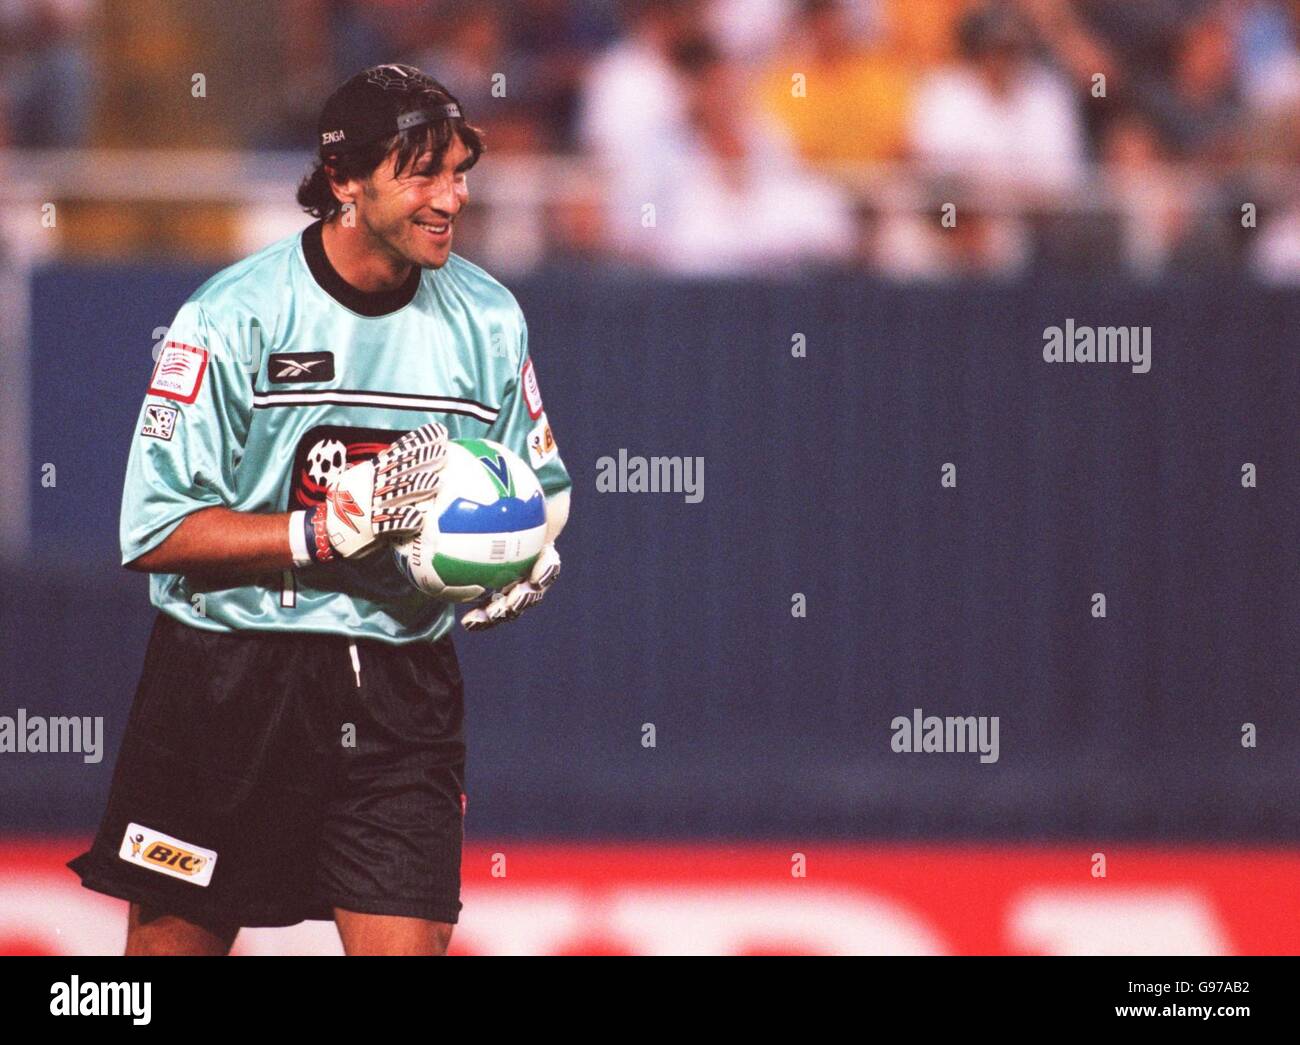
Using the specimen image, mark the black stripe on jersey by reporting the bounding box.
[252,387,496,409]
[252,387,498,423]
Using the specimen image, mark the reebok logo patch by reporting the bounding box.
[269,352,335,382]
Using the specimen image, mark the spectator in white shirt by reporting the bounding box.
[576,0,702,255]
[641,36,857,275]
[908,4,1087,195]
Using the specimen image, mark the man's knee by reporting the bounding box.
[125,904,237,956]
[430,922,454,955]
[334,909,455,955]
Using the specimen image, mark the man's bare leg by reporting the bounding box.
[124,903,238,956]
[334,908,453,955]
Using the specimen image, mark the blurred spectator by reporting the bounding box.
[706,0,795,61]
[577,0,701,164]
[260,0,432,149]
[1141,5,1244,163]
[0,0,97,147]
[330,0,429,79]
[638,37,856,275]
[1097,104,1186,275]
[504,0,620,147]
[881,3,1088,279]
[406,0,619,152]
[887,0,973,66]
[409,2,541,152]
[1023,0,1193,160]
[761,0,914,168]
[576,0,703,254]
[907,3,1087,192]
[1235,0,1300,112]
[1253,195,1300,282]
[1250,91,1300,281]
[1017,0,1118,91]
[545,190,613,266]
[1,0,1295,281]
[1067,0,1208,89]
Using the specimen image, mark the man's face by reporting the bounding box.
[341,133,473,270]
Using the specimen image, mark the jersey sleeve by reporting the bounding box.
[487,311,572,500]
[119,301,254,565]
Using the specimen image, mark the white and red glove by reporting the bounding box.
[296,422,449,565]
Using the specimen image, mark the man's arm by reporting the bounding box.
[124,305,439,581]
[126,507,294,574]
[126,422,452,580]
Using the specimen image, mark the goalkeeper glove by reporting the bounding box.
[462,542,561,631]
[301,422,449,563]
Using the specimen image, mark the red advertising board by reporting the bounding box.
[2,841,1296,955]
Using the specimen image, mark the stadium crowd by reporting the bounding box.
[2,0,1298,278]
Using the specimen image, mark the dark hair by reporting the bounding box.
[957,5,1028,60]
[297,106,485,222]
[669,33,721,76]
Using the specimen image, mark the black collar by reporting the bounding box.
[302,219,422,317]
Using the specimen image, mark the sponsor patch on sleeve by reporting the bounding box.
[148,341,209,404]
[119,822,218,887]
[527,412,558,468]
[521,357,544,420]
[141,404,178,440]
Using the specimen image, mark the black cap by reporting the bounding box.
[317,64,463,155]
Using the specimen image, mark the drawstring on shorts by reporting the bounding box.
[347,639,361,689]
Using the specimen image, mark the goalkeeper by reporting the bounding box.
[68,64,571,955]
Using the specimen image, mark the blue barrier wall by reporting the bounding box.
[3,263,1297,839]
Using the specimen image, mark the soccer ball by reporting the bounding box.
[392,438,547,602]
[307,438,348,488]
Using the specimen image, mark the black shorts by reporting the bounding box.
[68,612,466,929]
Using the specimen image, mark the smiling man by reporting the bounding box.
[67,65,572,955]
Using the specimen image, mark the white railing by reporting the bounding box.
[3,148,1295,264]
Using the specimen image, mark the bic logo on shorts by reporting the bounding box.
[119,822,218,887]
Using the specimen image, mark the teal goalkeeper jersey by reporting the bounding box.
[121,219,572,644]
